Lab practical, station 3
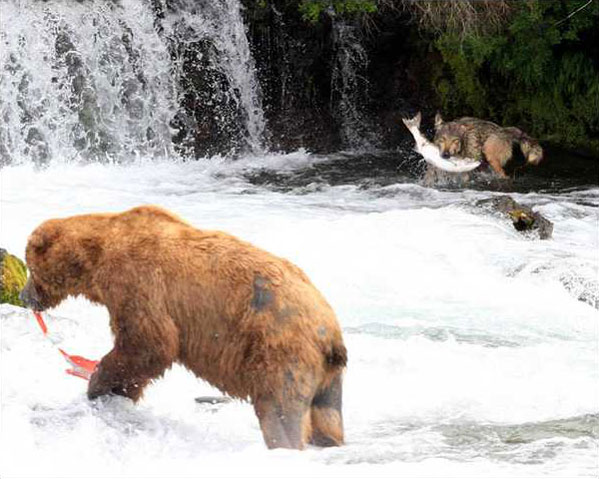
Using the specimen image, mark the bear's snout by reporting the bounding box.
[19,278,45,311]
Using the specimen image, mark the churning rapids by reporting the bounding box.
[1,154,598,478]
[0,0,598,478]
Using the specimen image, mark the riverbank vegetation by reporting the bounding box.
[245,0,599,155]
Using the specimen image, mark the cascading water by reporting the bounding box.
[157,0,266,156]
[0,0,265,165]
[0,1,177,164]
[330,18,377,150]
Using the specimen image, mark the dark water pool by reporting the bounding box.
[245,147,599,197]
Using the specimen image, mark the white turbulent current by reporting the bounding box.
[1,155,598,478]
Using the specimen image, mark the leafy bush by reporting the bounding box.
[298,0,377,23]
[433,0,599,154]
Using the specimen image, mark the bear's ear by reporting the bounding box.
[29,224,61,255]
[434,112,444,130]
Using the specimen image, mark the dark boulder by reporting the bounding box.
[476,196,553,240]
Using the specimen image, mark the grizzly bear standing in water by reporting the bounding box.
[20,206,347,449]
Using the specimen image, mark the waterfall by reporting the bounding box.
[0,0,265,165]
[330,19,377,150]
[158,0,265,156]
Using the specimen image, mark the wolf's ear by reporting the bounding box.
[434,112,444,129]
[415,111,422,125]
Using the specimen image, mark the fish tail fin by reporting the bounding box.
[401,111,422,130]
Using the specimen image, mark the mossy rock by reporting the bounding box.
[0,248,27,306]
[507,209,536,231]
[476,196,553,240]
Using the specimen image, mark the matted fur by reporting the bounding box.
[433,114,543,178]
[21,205,347,449]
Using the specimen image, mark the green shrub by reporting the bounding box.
[298,0,377,23]
[433,0,599,154]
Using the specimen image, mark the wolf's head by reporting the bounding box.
[433,113,465,159]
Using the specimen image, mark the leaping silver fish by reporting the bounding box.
[402,112,481,173]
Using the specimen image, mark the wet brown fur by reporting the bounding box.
[22,205,347,450]
[433,114,543,178]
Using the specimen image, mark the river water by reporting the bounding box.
[1,151,597,478]
[1,0,597,476]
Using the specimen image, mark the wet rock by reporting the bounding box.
[0,249,27,306]
[476,196,553,240]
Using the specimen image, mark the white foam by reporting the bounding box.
[1,157,597,477]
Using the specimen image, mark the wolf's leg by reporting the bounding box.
[483,136,511,178]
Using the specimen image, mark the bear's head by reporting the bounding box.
[20,218,103,311]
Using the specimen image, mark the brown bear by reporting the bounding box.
[20,205,347,449]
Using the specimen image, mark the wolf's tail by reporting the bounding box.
[503,127,543,165]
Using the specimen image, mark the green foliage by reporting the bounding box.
[299,0,377,23]
[433,0,599,154]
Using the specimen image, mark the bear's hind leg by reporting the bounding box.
[309,373,344,447]
[253,396,311,449]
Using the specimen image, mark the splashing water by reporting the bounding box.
[0,0,265,165]
[0,1,597,477]
[158,0,265,155]
[330,20,377,150]
[0,1,177,164]
[0,155,597,477]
